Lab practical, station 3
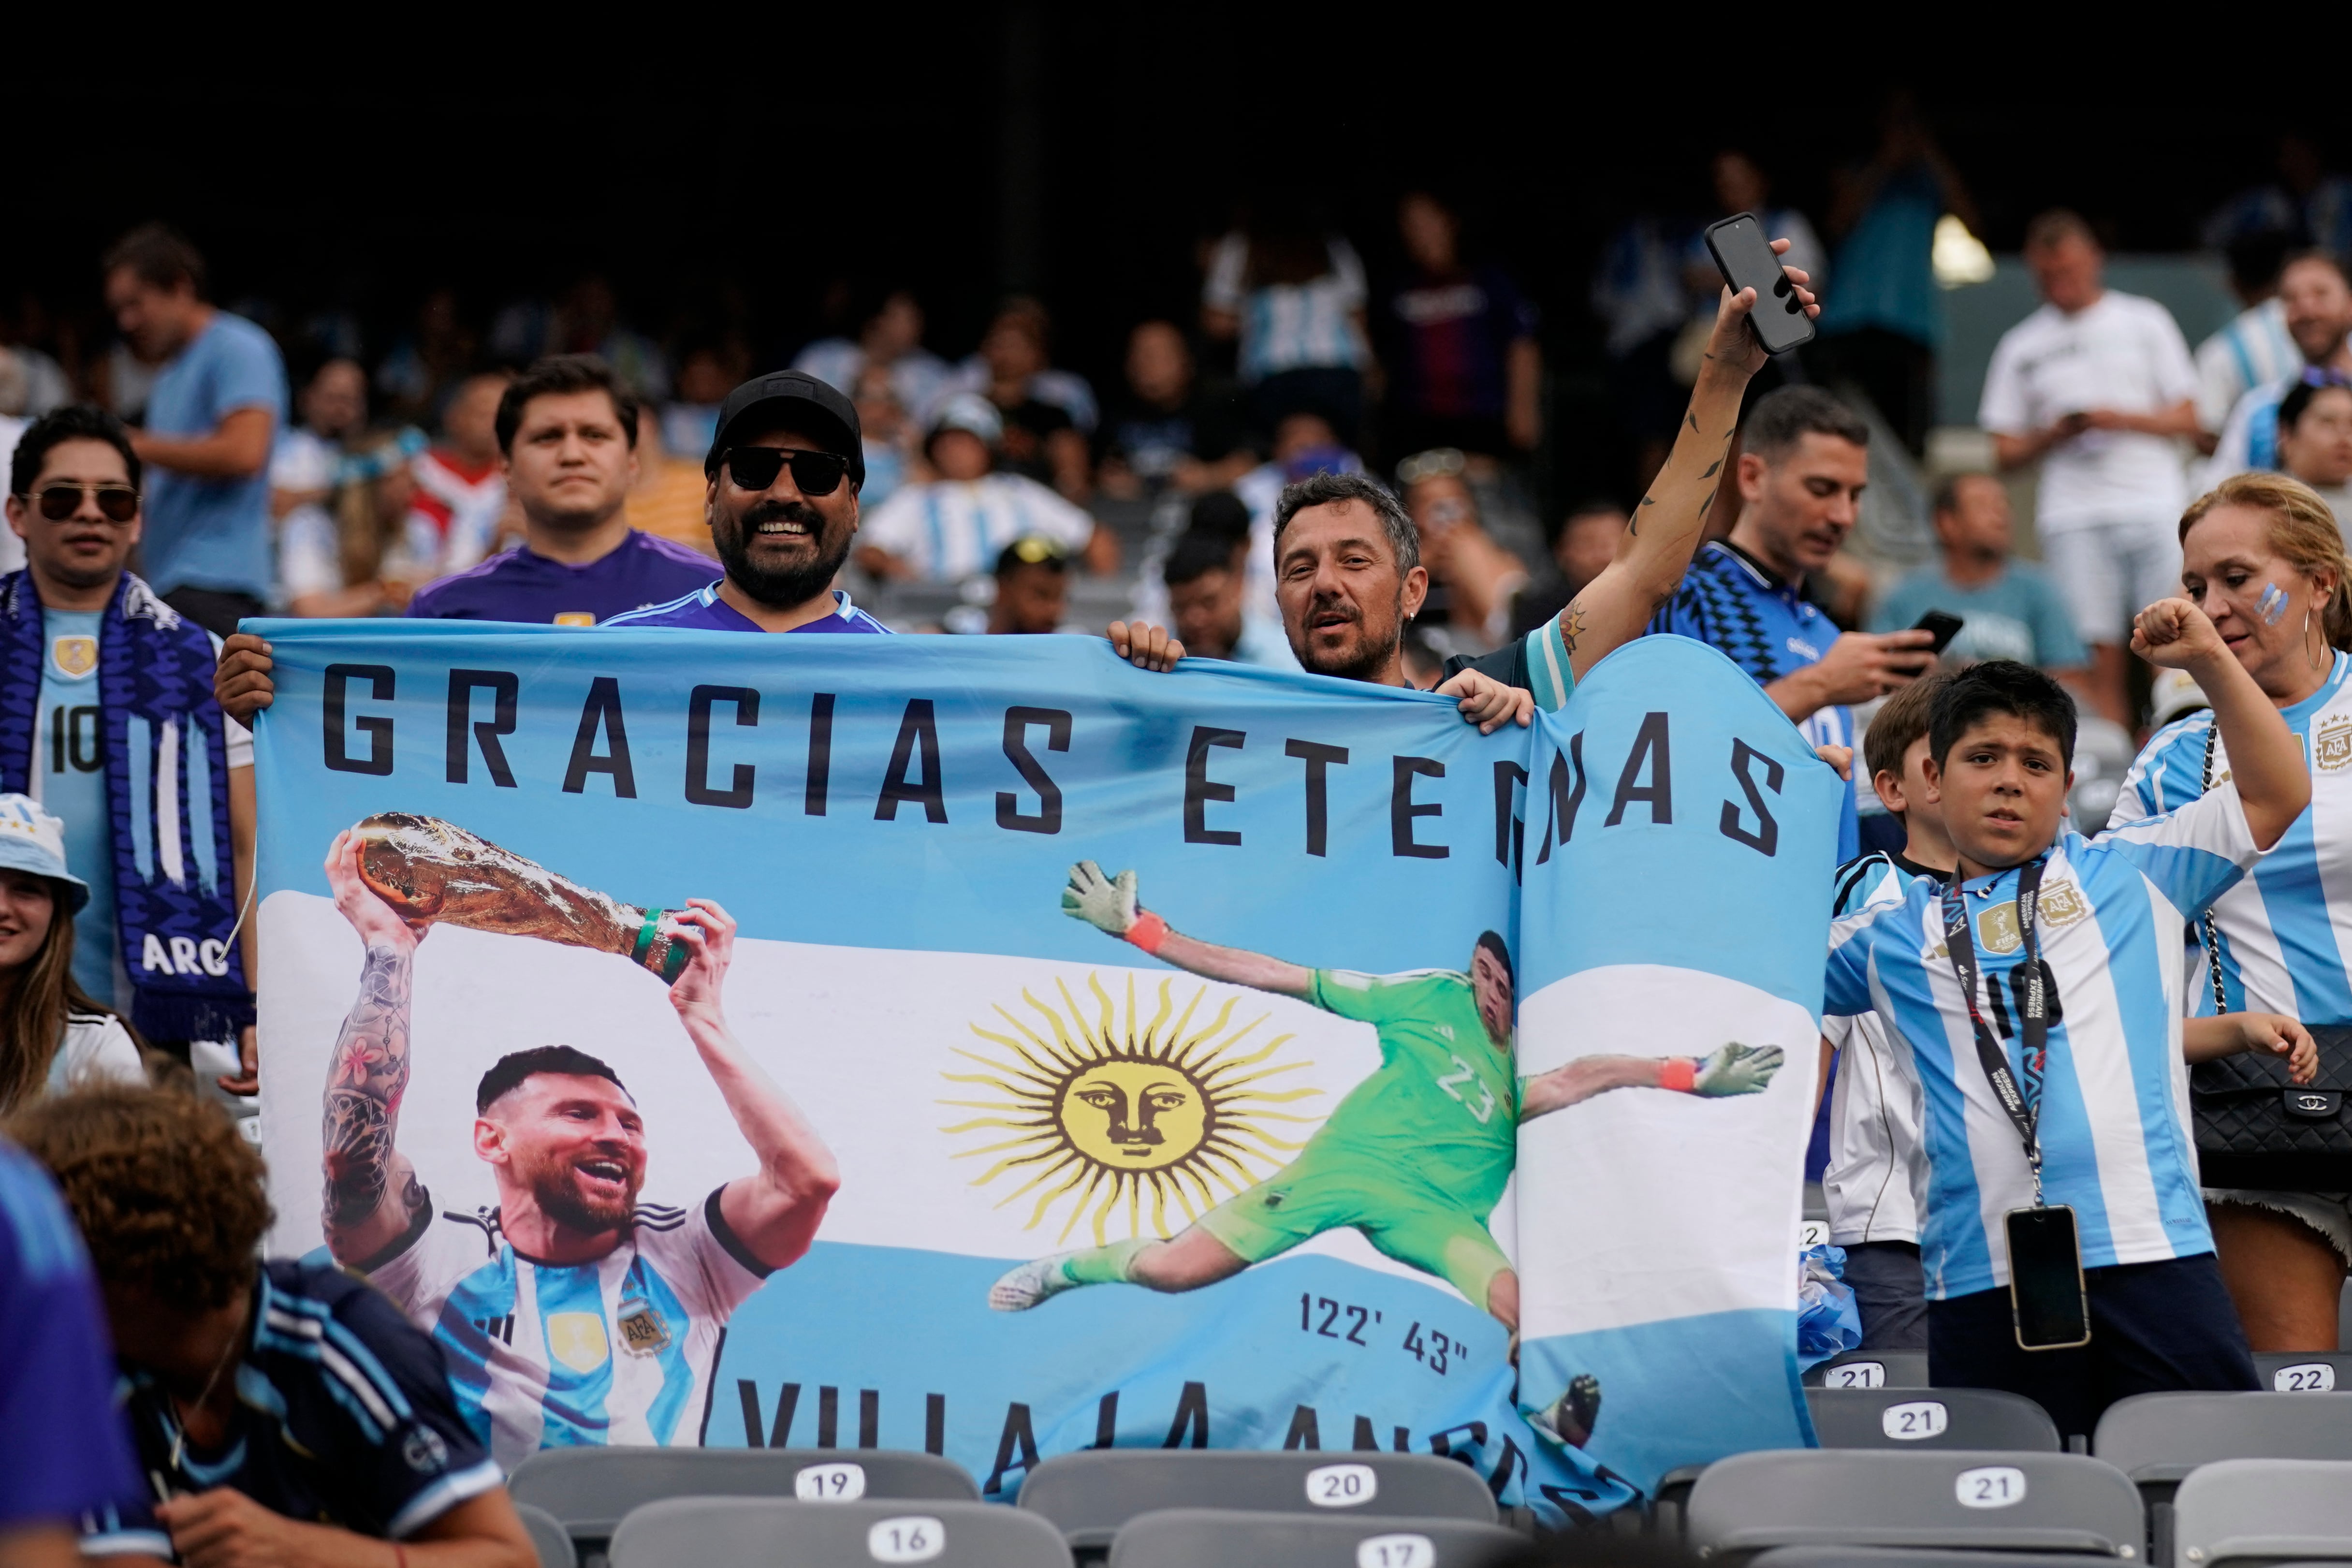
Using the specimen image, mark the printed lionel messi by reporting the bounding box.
[315,829,839,1468]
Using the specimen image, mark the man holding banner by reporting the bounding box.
[313,829,839,1468]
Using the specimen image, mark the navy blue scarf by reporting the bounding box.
[0,571,252,1040]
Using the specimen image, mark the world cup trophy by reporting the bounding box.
[351,812,689,982]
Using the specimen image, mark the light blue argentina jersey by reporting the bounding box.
[2108,651,2352,1025]
[1824,787,2268,1299]
[1821,854,1931,1246]
[369,1189,769,1470]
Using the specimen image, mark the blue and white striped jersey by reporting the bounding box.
[860,474,1097,583]
[1649,541,1859,859]
[369,1189,769,1471]
[1824,790,2269,1299]
[2109,650,2352,1024]
[81,1260,500,1558]
[1822,853,1934,1246]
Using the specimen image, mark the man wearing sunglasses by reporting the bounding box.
[601,370,893,633]
[215,369,1183,720]
[0,405,260,1093]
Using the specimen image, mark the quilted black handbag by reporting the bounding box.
[2187,723,2352,1189]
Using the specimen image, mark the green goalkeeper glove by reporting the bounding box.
[1694,1041,1784,1098]
[1061,861,1140,937]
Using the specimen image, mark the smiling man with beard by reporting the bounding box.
[315,830,839,1467]
[216,369,1184,721]
[602,370,894,633]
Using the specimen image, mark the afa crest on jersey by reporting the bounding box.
[2317,715,2352,773]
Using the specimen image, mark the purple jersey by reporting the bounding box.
[0,1140,143,1537]
[602,584,892,633]
[407,531,717,625]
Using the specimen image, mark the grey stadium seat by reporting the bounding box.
[1107,1507,1523,1568]
[2172,1457,2352,1566]
[609,1496,1071,1568]
[1685,1449,2146,1563]
[514,1503,576,1568]
[1804,1350,1932,1390]
[1805,1387,2061,1451]
[1752,1552,2154,1568]
[510,1447,980,1551]
[2095,1392,2352,1567]
[2252,1351,2352,1393]
[2094,1392,2352,1482]
[1015,1451,1498,1551]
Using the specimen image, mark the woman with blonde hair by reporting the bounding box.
[0,795,143,1111]
[2109,470,2352,1349]
[277,430,438,617]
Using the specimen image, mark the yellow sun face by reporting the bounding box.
[942,972,1326,1246]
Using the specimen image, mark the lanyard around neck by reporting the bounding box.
[1941,856,2052,1204]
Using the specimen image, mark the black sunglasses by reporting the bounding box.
[722,446,850,497]
[20,483,139,523]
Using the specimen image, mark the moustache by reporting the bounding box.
[743,500,825,529]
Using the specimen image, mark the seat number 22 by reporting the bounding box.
[1434,1056,1496,1123]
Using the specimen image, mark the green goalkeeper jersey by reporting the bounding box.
[1304,968,1519,1215]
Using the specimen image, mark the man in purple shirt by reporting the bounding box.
[604,369,892,633]
[405,353,715,624]
[215,372,1183,723]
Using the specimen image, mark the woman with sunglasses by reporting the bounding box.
[0,795,146,1112]
[2276,374,2352,530]
[2108,471,2352,1350]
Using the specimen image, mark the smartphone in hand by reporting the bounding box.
[1704,213,1815,356]
[1913,610,1964,655]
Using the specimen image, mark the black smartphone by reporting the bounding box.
[2006,1205,2091,1350]
[1913,610,1965,655]
[1704,213,1815,356]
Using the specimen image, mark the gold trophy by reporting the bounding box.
[351,812,689,983]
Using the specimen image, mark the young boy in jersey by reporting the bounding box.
[314,830,839,1469]
[1820,673,1952,1351]
[1823,610,2310,1437]
[12,1084,534,1568]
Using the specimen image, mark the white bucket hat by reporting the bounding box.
[0,793,90,914]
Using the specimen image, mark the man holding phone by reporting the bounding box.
[1871,473,2089,677]
[1648,384,1936,859]
[1822,635,2302,1439]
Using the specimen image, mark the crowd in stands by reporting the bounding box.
[12,118,2352,1559]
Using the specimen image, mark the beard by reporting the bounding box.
[519,1143,642,1234]
[713,498,854,609]
[1295,605,1401,682]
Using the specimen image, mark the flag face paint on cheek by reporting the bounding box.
[2259,582,2291,626]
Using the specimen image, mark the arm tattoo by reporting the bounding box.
[1561,600,1590,658]
[321,944,418,1230]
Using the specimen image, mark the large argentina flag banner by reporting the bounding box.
[1514,636,1841,1493]
[247,622,1827,1518]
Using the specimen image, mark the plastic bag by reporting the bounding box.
[1797,1242,1862,1370]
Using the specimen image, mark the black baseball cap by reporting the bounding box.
[705,370,864,486]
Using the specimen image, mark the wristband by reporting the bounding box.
[1125,910,1170,955]
[1658,1057,1697,1094]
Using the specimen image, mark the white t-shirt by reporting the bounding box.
[861,474,1095,582]
[278,503,443,605]
[1978,291,2199,535]
[44,1011,145,1094]
[0,415,25,575]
